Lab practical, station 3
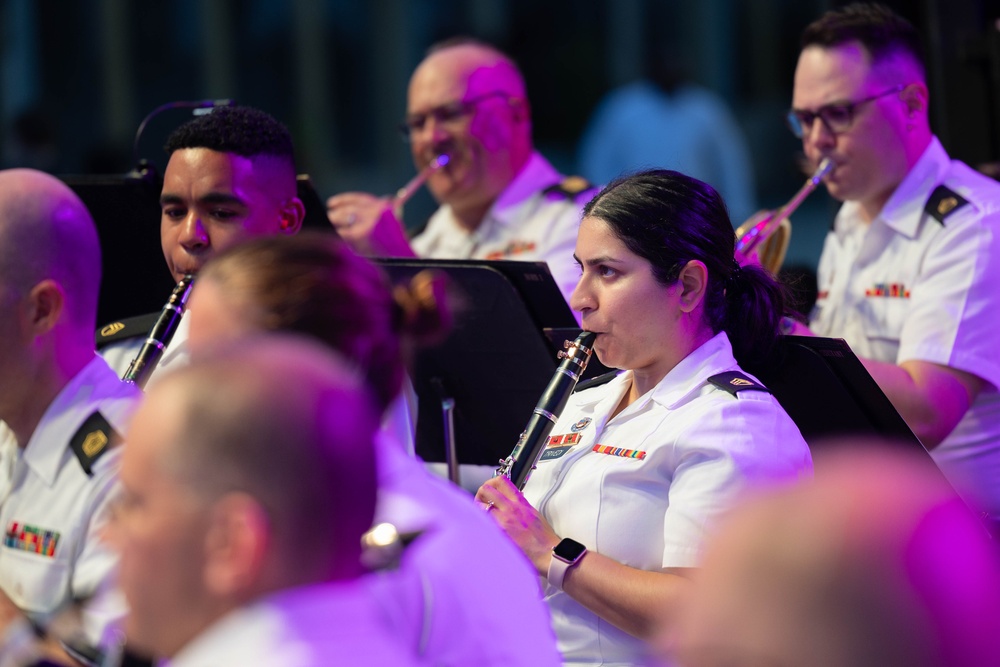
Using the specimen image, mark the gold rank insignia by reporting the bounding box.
[560,175,592,195]
[937,197,959,217]
[707,371,771,396]
[924,185,968,224]
[101,322,125,337]
[82,430,108,458]
[70,411,120,476]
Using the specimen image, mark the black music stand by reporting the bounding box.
[378,258,585,468]
[62,172,333,325]
[747,335,928,455]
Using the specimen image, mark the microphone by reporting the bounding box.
[130,99,236,178]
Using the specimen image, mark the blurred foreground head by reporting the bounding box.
[669,442,1000,667]
[113,335,380,658]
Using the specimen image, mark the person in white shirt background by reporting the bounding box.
[0,168,139,665]
[783,2,1000,529]
[326,37,593,307]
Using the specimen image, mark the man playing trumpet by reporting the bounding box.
[326,38,593,305]
[785,3,1000,526]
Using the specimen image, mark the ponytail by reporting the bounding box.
[722,262,786,368]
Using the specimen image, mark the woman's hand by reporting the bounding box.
[476,476,560,576]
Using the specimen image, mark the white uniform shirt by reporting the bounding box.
[163,581,421,667]
[523,333,812,666]
[811,137,1000,518]
[100,310,192,390]
[0,355,139,646]
[371,434,561,667]
[411,152,595,306]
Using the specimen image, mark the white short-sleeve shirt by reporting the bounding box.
[523,332,812,665]
[811,136,1000,517]
[411,152,595,307]
[164,581,422,667]
[0,355,140,647]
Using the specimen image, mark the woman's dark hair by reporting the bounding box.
[582,169,785,367]
[200,233,449,410]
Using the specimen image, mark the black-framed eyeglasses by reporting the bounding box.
[398,91,516,141]
[786,84,905,139]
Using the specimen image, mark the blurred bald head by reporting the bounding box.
[0,168,101,331]
[407,39,533,216]
[117,335,381,656]
[670,444,1000,667]
[154,335,379,575]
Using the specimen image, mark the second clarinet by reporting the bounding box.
[122,274,195,389]
[497,331,597,489]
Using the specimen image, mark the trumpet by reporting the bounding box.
[394,154,450,208]
[735,157,833,273]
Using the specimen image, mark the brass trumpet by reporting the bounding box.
[735,157,833,273]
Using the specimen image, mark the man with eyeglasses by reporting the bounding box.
[786,3,1000,528]
[326,38,593,305]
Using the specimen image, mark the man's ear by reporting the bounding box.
[203,493,270,598]
[900,81,929,117]
[676,260,708,313]
[278,198,306,235]
[26,280,65,335]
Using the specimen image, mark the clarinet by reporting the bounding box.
[122,274,195,389]
[497,331,597,489]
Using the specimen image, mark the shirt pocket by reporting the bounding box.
[0,547,72,614]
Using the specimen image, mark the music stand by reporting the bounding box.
[377,258,583,467]
[63,172,334,325]
[748,335,928,455]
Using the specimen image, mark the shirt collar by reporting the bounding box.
[876,136,949,239]
[574,332,740,413]
[23,355,117,485]
[486,151,562,230]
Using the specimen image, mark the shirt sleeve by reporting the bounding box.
[897,207,1000,390]
[661,393,811,568]
[72,463,126,649]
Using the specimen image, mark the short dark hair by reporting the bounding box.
[801,3,924,74]
[164,105,296,166]
[583,169,786,367]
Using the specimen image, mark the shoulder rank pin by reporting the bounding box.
[544,176,593,200]
[707,371,771,397]
[573,370,619,394]
[95,312,160,349]
[69,411,120,476]
[924,185,969,224]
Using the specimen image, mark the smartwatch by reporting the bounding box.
[547,537,587,590]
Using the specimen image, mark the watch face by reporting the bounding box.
[554,538,587,562]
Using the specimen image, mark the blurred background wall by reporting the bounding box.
[3,0,1000,275]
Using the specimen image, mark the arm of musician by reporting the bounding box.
[476,476,694,640]
[326,192,417,258]
[860,357,983,450]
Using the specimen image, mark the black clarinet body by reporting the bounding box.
[497,331,596,489]
[122,274,195,389]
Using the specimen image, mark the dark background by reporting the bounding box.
[3,0,1000,320]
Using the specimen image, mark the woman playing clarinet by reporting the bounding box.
[476,169,813,666]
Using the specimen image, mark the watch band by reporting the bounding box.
[547,538,587,590]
